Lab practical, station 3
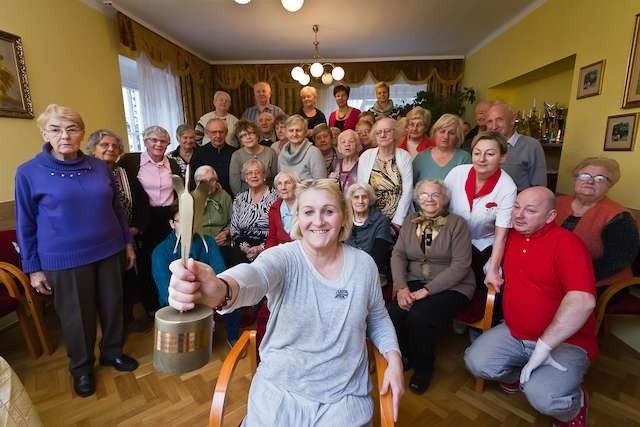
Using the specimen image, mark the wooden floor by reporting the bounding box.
[2,312,640,426]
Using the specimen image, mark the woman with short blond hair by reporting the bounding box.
[413,113,471,182]
[398,106,434,157]
[297,86,327,137]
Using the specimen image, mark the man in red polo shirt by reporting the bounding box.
[464,186,597,427]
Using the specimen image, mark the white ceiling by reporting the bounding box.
[98,0,544,64]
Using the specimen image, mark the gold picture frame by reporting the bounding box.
[622,13,640,108]
[0,30,33,119]
[577,60,605,99]
[603,113,637,151]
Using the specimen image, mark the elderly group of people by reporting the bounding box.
[15,81,638,427]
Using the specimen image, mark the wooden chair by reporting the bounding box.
[454,283,497,393]
[595,276,640,335]
[0,261,55,356]
[209,330,394,427]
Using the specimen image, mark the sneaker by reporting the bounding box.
[552,386,588,427]
[499,381,521,394]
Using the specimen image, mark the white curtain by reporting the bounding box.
[136,52,184,151]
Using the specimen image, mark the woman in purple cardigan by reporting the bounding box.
[14,104,138,398]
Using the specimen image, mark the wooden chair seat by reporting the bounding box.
[209,330,394,427]
[454,283,497,392]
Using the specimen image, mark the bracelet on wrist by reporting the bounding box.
[215,277,232,310]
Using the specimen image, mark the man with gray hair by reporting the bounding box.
[486,101,547,191]
[462,100,494,151]
[191,118,237,195]
[242,81,284,124]
[195,91,239,148]
[464,186,596,427]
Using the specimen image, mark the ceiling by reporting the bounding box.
[97,0,543,64]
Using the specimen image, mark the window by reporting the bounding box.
[317,73,427,117]
[118,54,184,152]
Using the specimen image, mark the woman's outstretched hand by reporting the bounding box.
[168,258,226,311]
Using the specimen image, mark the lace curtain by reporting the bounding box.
[117,12,214,127]
[137,52,184,151]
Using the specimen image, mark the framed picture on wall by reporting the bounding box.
[603,113,637,151]
[622,13,640,108]
[577,60,605,99]
[0,30,33,119]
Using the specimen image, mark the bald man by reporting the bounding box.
[464,187,596,427]
[461,100,494,151]
[242,81,284,124]
[486,102,547,191]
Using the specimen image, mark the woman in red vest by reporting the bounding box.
[555,157,639,290]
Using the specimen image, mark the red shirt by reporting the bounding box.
[503,222,598,361]
[397,136,434,153]
[265,198,293,249]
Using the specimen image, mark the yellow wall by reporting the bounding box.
[464,0,640,209]
[0,0,126,201]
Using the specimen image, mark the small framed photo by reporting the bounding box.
[623,13,640,108]
[603,113,637,151]
[0,30,33,119]
[577,60,605,99]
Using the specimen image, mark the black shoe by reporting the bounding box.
[73,374,95,397]
[99,354,139,372]
[409,372,433,395]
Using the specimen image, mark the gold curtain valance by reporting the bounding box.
[213,60,464,115]
[117,12,214,126]
[213,60,463,90]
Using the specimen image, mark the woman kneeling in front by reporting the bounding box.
[168,179,404,425]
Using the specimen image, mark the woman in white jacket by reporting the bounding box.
[358,117,413,230]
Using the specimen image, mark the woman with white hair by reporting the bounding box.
[297,86,327,138]
[357,117,413,230]
[16,105,138,397]
[330,129,360,192]
[118,125,182,315]
[278,115,326,180]
[389,179,475,394]
[196,90,239,147]
[398,106,434,158]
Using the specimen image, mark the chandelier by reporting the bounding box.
[233,0,304,13]
[290,25,345,86]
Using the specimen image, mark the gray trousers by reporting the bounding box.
[45,251,125,377]
[464,322,589,422]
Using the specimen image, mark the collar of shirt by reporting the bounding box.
[507,131,520,147]
[140,151,170,169]
[515,221,557,242]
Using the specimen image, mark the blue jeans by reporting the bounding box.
[464,322,590,422]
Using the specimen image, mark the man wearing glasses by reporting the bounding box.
[191,118,237,195]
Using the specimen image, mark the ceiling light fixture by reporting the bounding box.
[281,0,304,12]
[291,25,345,86]
[233,0,303,12]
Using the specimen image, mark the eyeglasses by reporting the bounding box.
[417,192,443,201]
[238,131,257,139]
[575,173,610,184]
[206,129,225,135]
[375,128,395,136]
[145,137,169,145]
[45,127,82,137]
[97,142,120,150]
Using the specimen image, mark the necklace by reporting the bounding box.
[336,107,350,120]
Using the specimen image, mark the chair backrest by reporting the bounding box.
[0,229,20,266]
[209,330,394,427]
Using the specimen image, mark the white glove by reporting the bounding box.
[520,338,567,384]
